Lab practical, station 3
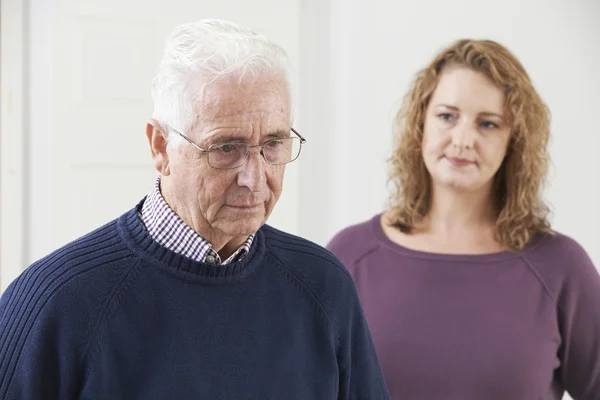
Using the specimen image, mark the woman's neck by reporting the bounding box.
[425,185,496,236]
[383,184,507,255]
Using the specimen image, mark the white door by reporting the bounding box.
[23,0,302,272]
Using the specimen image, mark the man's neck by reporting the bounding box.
[211,235,249,260]
[159,179,250,261]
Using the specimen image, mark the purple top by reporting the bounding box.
[327,214,600,400]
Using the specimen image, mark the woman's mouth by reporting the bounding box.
[445,157,475,167]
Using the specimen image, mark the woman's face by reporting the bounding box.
[422,66,512,194]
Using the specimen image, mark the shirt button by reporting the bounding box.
[205,255,217,264]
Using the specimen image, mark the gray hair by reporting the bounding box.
[151,19,293,147]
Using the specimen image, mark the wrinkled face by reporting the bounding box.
[422,66,512,194]
[162,74,291,239]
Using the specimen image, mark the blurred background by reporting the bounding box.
[1,0,598,293]
[1,1,599,397]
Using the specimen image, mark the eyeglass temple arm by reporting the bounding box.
[291,127,306,143]
[174,130,209,153]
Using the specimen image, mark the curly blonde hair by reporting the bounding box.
[388,39,552,251]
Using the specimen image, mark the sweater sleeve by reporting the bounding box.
[554,240,600,399]
[332,264,391,400]
[0,272,86,399]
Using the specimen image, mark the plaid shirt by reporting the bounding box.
[139,178,254,264]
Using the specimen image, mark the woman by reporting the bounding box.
[327,39,600,399]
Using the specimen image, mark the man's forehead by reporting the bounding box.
[200,103,288,120]
[198,75,289,107]
[191,77,291,130]
[192,103,290,130]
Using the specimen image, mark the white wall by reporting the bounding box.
[300,0,600,272]
[0,0,27,291]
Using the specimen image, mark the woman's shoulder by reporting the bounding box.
[326,214,382,266]
[525,231,593,264]
[522,230,598,296]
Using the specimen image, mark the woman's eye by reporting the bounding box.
[480,121,499,129]
[439,113,454,121]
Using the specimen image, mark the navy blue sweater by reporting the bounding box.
[0,204,389,399]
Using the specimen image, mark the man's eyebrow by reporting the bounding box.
[204,129,291,146]
[203,130,247,145]
[210,135,247,143]
[264,130,291,139]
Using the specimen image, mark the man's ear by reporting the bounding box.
[146,120,171,175]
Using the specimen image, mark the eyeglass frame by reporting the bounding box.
[164,124,306,170]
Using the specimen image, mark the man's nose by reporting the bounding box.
[236,149,267,191]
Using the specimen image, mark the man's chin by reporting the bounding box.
[220,216,265,237]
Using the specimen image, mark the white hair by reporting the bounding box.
[151,19,293,147]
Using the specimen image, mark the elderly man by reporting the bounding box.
[0,19,389,399]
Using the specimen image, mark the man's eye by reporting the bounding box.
[218,144,235,153]
[266,140,283,147]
